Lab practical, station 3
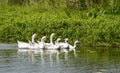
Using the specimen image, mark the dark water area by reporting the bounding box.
[0,43,120,73]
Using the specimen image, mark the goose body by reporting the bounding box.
[47,38,61,50]
[28,42,39,49]
[17,40,30,49]
[58,38,69,52]
[17,33,37,49]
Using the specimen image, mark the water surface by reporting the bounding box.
[0,43,120,73]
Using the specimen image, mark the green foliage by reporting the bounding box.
[0,4,120,47]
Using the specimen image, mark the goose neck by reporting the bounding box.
[65,40,67,43]
[74,42,77,48]
[41,39,44,43]
[32,37,34,43]
[50,35,53,44]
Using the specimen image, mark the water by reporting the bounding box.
[0,43,120,73]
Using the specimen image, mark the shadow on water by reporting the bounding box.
[0,43,120,73]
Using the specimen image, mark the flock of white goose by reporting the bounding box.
[17,33,79,56]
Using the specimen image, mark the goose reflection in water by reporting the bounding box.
[18,49,62,65]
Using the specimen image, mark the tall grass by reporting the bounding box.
[0,2,120,47]
[0,0,120,14]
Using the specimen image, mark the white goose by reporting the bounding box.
[34,36,46,54]
[17,33,37,49]
[44,33,55,49]
[58,38,69,52]
[55,38,62,56]
[46,38,61,60]
[17,41,30,49]
[68,40,79,57]
[55,38,61,45]
[53,38,61,50]
[45,38,61,50]
[29,33,38,49]
[38,36,46,49]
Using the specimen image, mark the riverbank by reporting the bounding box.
[0,5,120,47]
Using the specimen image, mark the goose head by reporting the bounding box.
[41,36,46,40]
[65,38,68,43]
[75,40,80,44]
[74,40,80,48]
[55,38,61,44]
[40,36,46,42]
[56,38,61,43]
[32,33,37,38]
[51,33,55,37]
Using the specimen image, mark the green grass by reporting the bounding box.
[0,5,120,47]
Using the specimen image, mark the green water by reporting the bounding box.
[0,43,120,73]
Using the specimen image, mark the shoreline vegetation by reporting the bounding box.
[0,0,120,47]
